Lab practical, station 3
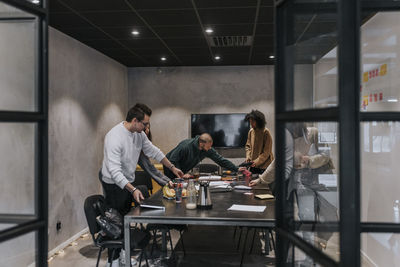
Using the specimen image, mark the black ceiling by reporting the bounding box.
[49,0,275,67]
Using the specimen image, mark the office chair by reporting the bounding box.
[133,170,153,195]
[84,195,150,267]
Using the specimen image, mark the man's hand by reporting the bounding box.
[251,161,256,167]
[132,189,144,204]
[172,167,184,178]
[238,167,247,172]
[182,173,192,179]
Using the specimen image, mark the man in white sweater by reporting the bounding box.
[101,104,183,216]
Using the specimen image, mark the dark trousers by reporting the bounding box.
[102,182,149,261]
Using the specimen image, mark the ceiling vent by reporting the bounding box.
[207,36,253,47]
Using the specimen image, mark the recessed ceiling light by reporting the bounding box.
[387,98,398,102]
[131,30,139,36]
[214,56,221,60]
[32,0,40,4]
[205,28,214,34]
[269,55,275,59]
[161,57,167,61]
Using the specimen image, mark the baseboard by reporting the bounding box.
[48,227,89,258]
[361,249,378,267]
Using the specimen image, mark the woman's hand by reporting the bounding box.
[249,179,260,187]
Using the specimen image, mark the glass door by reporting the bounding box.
[0,0,48,266]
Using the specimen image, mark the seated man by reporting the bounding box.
[164,133,241,179]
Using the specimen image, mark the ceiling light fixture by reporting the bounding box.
[387,98,398,102]
[161,57,167,61]
[269,55,275,59]
[131,30,139,36]
[205,28,214,34]
[32,0,40,4]
[214,56,221,60]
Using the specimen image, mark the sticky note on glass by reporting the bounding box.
[255,194,274,200]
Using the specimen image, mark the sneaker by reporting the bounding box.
[119,250,137,266]
[105,258,120,267]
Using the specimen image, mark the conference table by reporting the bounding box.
[124,184,275,266]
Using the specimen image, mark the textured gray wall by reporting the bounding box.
[48,28,128,250]
[128,66,274,164]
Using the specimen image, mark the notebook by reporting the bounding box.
[140,198,166,210]
[255,194,274,200]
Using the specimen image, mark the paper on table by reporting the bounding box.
[255,194,274,200]
[199,175,221,181]
[227,204,266,212]
[234,185,252,190]
[209,181,228,186]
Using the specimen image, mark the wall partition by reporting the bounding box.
[275,0,400,266]
[0,0,48,266]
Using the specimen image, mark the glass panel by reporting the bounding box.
[0,231,37,267]
[0,223,17,231]
[0,123,36,214]
[283,122,339,255]
[0,2,38,112]
[361,121,400,222]
[360,11,400,112]
[287,1,338,110]
[362,233,400,267]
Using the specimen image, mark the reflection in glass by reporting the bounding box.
[0,231,36,266]
[361,12,400,112]
[0,4,37,111]
[361,121,400,223]
[284,122,339,258]
[0,123,36,214]
[362,233,400,267]
[292,9,338,110]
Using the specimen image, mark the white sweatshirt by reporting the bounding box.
[101,122,165,189]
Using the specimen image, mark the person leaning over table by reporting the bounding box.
[137,120,173,186]
[101,104,183,216]
[244,110,274,174]
[164,133,247,179]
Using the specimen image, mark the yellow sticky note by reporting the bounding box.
[255,194,274,200]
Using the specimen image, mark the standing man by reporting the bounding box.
[101,104,183,215]
[164,133,243,179]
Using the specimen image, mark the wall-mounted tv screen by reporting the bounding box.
[191,113,250,148]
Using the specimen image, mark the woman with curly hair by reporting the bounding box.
[244,110,274,174]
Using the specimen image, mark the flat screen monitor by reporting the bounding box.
[191,113,250,148]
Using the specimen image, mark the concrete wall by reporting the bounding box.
[128,65,274,164]
[48,27,128,251]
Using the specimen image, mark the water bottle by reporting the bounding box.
[186,179,197,209]
[393,200,399,223]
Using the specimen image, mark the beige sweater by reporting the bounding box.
[245,128,274,169]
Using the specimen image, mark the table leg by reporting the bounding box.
[162,229,167,252]
[264,228,271,255]
[124,220,131,267]
[240,227,249,267]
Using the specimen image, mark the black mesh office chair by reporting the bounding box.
[84,195,150,267]
[133,170,153,195]
[195,163,219,174]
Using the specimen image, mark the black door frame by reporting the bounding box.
[0,0,48,266]
[275,0,400,266]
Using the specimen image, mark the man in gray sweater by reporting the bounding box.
[101,104,183,215]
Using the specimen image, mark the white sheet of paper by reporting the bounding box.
[209,181,228,186]
[199,175,221,181]
[227,204,266,212]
